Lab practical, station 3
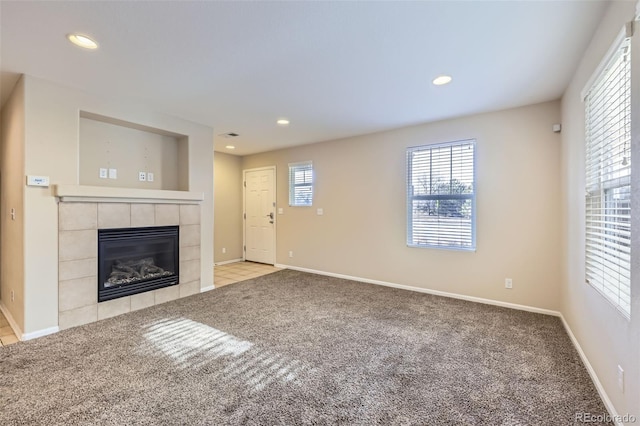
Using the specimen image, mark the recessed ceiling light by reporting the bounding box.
[432,75,452,86]
[67,33,98,49]
[225,145,235,150]
[277,119,290,126]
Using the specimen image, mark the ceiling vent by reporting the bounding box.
[220,132,239,138]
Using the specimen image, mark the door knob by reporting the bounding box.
[266,212,274,219]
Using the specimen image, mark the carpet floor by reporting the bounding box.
[1,270,611,425]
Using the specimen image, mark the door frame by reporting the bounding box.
[242,166,277,264]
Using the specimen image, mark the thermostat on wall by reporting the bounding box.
[26,175,50,187]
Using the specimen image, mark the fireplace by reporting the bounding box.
[98,226,179,302]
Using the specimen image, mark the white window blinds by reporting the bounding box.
[585,35,631,317]
[407,140,476,250]
[289,161,313,206]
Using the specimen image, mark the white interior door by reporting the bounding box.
[244,167,276,264]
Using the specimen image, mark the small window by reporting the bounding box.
[289,161,313,206]
[407,140,476,250]
[584,35,632,317]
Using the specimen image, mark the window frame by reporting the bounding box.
[406,139,476,251]
[583,28,633,318]
[288,161,313,207]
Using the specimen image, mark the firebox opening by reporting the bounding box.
[98,226,179,302]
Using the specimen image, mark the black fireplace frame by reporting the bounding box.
[98,226,179,302]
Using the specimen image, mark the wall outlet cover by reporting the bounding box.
[108,168,117,179]
[147,172,154,182]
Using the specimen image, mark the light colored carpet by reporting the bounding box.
[1,270,611,425]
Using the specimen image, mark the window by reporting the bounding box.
[289,161,313,206]
[407,140,475,250]
[584,35,632,317]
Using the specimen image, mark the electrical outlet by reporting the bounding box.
[11,290,15,302]
[222,247,226,254]
[138,172,146,182]
[505,278,513,289]
[99,168,108,179]
[618,365,624,392]
[108,168,117,179]
[289,251,293,258]
[147,172,154,182]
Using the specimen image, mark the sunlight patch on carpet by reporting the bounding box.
[141,317,309,391]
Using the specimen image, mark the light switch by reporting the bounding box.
[108,168,117,179]
[317,208,324,215]
[278,208,283,215]
[147,172,154,182]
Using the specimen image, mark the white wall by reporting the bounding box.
[79,117,182,190]
[214,151,243,263]
[19,75,214,335]
[244,100,562,311]
[0,76,25,330]
[561,0,639,421]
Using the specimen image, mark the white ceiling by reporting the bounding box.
[1,1,608,156]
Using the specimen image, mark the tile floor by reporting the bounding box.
[0,310,19,346]
[214,261,281,288]
[0,261,277,347]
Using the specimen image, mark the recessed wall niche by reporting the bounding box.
[79,111,189,190]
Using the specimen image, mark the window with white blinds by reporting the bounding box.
[289,161,313,206]
[407,140,475,250]
[584,35,631,317]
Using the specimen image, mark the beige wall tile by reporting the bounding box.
[98,203,131,229]
[179,245,200,262]
[179,280,200,298]
[59,305,97,330]
[155,204,179,226]
[131,204,155,228]
[59,203,97,231]
[59,276,97,311]
[180,259,200,283]
[59,230,97,262]
[154,285,179,304]
[59,258,97,281]
[179,204,200,225]
[97,297,131,320]
[130,291,155,312]
[179,224,200,247]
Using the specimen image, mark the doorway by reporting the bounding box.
[243,167,276,264]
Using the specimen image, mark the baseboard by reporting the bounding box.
[0,301,23,341]
[22,326,59,341]
[559,314,620,425]
[0,301,60,342]
[200,285,215,292]
[275,264,560,317]
[214,258,243,266]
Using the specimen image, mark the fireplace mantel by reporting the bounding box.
[53,185,204,204]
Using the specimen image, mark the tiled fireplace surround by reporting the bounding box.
[58,202,201,330]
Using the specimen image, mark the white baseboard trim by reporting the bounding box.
[0,302,60,341]
[275,264,560,317]
[201,285,215,292]
[22,326,59,341]
[214,258,243,266]
[0,301,23,341]
[559,314,620,424]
